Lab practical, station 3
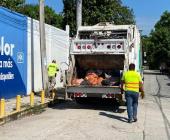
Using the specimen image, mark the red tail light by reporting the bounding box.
[87,45,91,49]
[117,44,121,49]
[74,92,83,97]
[107,45,111,49]
[77,45,81,49]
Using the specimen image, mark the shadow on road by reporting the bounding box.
[153,94,170,98]
[49,99,126,113]
[167,83,170,86]
[99,112,128,122]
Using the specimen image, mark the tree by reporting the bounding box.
[82,0,135,25]
[44,5,63,28]
[0,1,63,29]
[0,0,25,11]
[142,11,170,69]
[20,4,63,28]
[19,4,39,19]
[63,0,135,36]
[63,0,76,35]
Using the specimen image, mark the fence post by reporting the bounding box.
[0,99,5,117]
[30,92,34,107]
[16,95,21,112]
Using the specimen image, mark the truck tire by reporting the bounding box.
[75,98,87,104]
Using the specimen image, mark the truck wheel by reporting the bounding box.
[75,98,86,104]
[113,98,120,113]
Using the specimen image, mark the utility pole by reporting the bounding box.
[76,0,82,29]
[39,0,48,92]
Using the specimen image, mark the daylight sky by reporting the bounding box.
[26,0,170,35]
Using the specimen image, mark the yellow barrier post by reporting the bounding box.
[16,95,21,112]
[41,90,45,104]
[0,98,5,117]
[30,92,34,107]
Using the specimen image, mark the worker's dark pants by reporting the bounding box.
[48,76,56,93]
[125,91,139,120]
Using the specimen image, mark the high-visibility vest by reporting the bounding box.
[121,70,142,92]
[48,63,58,77]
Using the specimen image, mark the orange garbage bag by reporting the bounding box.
[71,78,84,85]
[85,72,99,85]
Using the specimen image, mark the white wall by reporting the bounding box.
[27,17,69,95]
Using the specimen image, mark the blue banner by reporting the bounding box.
[0,7,27,99]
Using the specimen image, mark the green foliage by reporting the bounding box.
[63,0,135,36]
[63,0,76,35]
[20,4,63,28]
[142,11,170,69]
[82,0,135,25]
[44,6,63,28]
[154,11,170,29]
[19,4,39,19]
[0,1,63,29]
[0,0,25,11]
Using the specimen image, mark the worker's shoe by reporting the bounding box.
[128,119,133,123]
[133,118,138,122]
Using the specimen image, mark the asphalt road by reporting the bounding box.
[0,70,170,140]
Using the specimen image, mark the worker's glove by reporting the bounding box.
[140,91,145,99]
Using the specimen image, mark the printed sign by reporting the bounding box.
[0,7,27,99]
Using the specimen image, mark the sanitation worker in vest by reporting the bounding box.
[121,63,144,123]
[47,60,59,96]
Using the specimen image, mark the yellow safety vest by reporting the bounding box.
[48,63,58,77]
[121,71,142,92]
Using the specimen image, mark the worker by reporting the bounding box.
[47,60,59,96]
[121,63,144,123]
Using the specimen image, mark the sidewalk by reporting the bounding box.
[0,94,54,125]
[142,70,170,140]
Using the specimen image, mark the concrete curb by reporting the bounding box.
[0,100,55,125]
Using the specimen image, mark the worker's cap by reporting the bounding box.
[129,63,135,70]
[52,60,56,63]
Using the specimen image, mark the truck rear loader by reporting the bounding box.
[64,22,143,106]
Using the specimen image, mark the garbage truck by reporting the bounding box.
[65,22,143,105]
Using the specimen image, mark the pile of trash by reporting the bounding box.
[71,70,120,86]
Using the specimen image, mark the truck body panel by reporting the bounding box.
[66,22,142,100]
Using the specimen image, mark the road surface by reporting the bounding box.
[0,70,170,140]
